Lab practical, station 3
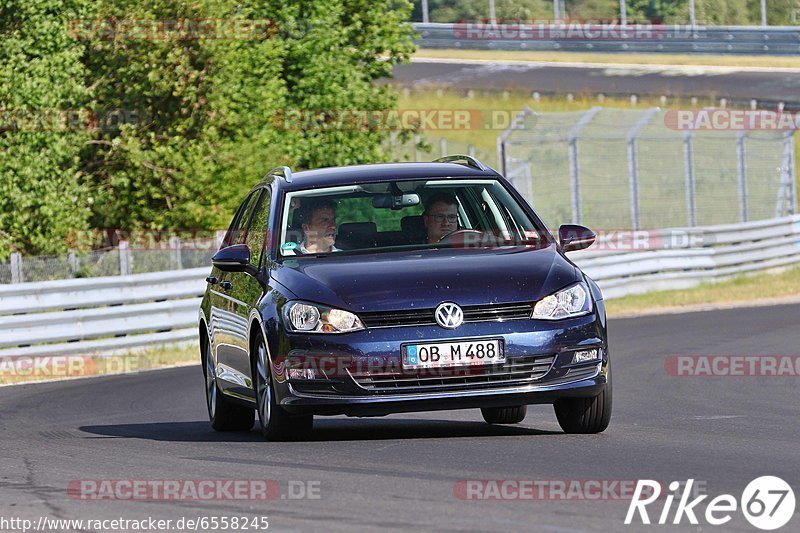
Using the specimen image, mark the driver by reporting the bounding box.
[422,192,459,244]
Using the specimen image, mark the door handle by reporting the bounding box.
[206,276,218,285]
[220,280,233,290]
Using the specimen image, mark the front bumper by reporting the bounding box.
[271,309,608,417]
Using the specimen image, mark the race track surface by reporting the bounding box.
[1,303,798,531]
[394,59,800,106]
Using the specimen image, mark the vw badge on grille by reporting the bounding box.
[435,302,463,329]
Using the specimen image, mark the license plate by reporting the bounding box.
[402,339,505,369]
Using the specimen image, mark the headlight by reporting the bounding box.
[284,301,364,333]
[532,282,592,320]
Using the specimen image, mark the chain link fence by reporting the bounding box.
[1,243,215,284]
[387,132,499,169]
[500,107,798,230]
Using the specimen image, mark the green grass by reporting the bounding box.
[415,49,800,69]
[0,343,198,386]
[605,265,800,317]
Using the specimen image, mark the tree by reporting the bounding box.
[80,0,416,234]
[0,0,93,260]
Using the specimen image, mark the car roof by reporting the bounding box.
[266,162,503,192]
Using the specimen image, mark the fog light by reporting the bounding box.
[287,368,316,380]
[572,348,600,363]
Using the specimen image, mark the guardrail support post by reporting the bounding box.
[68,250,78,276]
[791,132,798,214]
[736,132,749,222]
[10,252,22,284]
[683,132,697,227]
[119,240,132,276]
[170,237,183,270]
[388,131,397,160]
[778,130,797,216]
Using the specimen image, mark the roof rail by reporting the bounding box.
[267,165,293,183]
[432,155,488,172]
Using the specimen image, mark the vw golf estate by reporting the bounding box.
[199,156,611,440]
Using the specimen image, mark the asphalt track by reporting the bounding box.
[394,59,800,106]
[1,302,798,532]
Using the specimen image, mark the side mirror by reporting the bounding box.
[558,224,596,252]
[212,244,254,273]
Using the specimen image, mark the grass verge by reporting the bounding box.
[0,343,198,386]
[605,265,800,318]
[415,49,800,69]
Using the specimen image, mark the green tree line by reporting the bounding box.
[413,0,800,25]
[0,0,415,260]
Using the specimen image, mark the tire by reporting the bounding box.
[481,405,527,424]
[202,335,254,432]
[553,370,612,434]
[252,333,313,441]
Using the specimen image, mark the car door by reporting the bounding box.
[223,187,271,399]
[210,190,261,395]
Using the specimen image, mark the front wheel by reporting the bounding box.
[203,335,254,432]
[253,334,313,441]
[553,370,612,434]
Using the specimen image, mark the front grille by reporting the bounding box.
[359,302,533,329]
[351,354,555,393]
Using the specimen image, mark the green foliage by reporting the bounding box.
[1,0,415,258]
[0,0,93,261]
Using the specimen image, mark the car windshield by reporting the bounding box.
[278,178,550,257]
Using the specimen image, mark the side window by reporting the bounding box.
[221,192,255,249]
[245,188,271,267]
[234,189,264,246]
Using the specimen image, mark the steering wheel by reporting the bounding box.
[437,229,484,244]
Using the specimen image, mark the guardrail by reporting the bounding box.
[414,23,800,55]
[571,215,800,298]
[0,268,207,357]
[1,215,798,357]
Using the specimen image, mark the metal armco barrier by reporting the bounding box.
[1,215,799,357]
[571,215,800,298]
[0,268,207,357]
[414,23,800,55]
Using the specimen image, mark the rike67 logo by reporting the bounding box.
[625,477,795,530]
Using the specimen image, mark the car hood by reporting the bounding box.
[271,245,581,313]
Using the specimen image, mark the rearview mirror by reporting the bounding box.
[558,224,596,252]
[372,193,420,210]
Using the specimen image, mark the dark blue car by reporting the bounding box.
[199,156,611,440]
